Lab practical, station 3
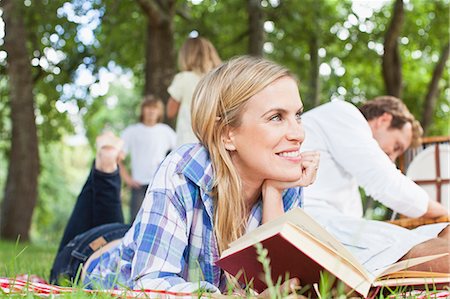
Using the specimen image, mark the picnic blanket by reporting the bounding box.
[1,277,449,298]
[0,277,224,298]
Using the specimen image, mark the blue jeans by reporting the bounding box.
[51,163,128,284]
[50,222,129,285]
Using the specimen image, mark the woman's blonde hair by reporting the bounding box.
[191,56,294,252]
[178,37,221,74]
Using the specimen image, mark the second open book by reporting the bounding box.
[216,208,450,297]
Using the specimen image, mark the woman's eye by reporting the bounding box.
[270,114,282,121]
[295,112,302,121]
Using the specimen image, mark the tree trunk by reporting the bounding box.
[247,0,264,56]
[1,0,39,241]
[382,0,404,98]
[421,43,450,134]
[137,0,176,102]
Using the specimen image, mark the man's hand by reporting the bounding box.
[422,200,449,219]
[257,278,302,298]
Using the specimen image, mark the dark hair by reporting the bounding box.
[359,96,423,147]
[139,95,164,123]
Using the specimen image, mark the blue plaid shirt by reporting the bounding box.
[84,143,303,293]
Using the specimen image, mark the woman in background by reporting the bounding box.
[166,36,221,147]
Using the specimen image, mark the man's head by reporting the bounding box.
[139,95,164,126]
[360,96,423,161]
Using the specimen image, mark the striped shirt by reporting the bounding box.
[84,143,303,293]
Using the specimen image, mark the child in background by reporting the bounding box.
[166,36,221,147]
[119,95,176,221]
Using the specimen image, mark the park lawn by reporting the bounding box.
[0,239,446,298]
[0,239,56,280]
[0,239,112,298]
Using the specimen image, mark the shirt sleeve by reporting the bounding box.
[167,73,185,103]
[317,102,428,217]
[129,163,219,293]
[283,187,303,210]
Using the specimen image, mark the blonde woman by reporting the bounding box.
[167,36,222,147]
[55,56,320,294]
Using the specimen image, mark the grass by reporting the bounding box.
[0,239,448,299]
[0,239,57,280]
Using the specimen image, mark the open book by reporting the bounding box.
[216,208,450,297]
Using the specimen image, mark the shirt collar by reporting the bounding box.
[175,143,214,193]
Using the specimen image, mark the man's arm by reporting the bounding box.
[310,102,429,218]
[422,200,449,218]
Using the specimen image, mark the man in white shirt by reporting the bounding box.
[119,96,176,222]
[301,96,449,273]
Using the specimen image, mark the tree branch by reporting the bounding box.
[421,42,450,133]
[176,3,191,21]
[135,0,163,25]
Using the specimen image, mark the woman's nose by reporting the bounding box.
[286,120,305,142]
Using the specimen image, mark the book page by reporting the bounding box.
[372,276,450,287]
[283,208,369,276]
[226,208,370,279]
[373,253,449,278]
[380,270,450,279]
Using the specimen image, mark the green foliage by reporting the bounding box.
[31,142,93,244]
[83,82,141,145]
[255,242,278,298]
[175,0,249,60]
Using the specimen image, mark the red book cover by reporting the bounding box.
[216,232,325,293]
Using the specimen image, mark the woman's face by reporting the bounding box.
[225,76,305,187]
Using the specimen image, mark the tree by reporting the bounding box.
[421,42,449,134]
[382,0,404,98]
[0,0,39,241]
[266,0,352,108]
[247,0,264,56]
[136,0,177,100]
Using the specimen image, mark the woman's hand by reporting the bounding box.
[295,150,320,187]
[261,151,320,223]
[263,151,320,193]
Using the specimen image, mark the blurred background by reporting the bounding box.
[0,0,448,245]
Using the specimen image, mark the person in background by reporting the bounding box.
[119,95,176,221]
[166,36,221,147]
[50,132,129,284]
[301,96,449,273]
[55,132,125,254]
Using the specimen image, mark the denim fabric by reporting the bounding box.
[50,222,130,285]
[56,163,124,254]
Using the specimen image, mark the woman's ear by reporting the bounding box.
[222,127,236,151]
